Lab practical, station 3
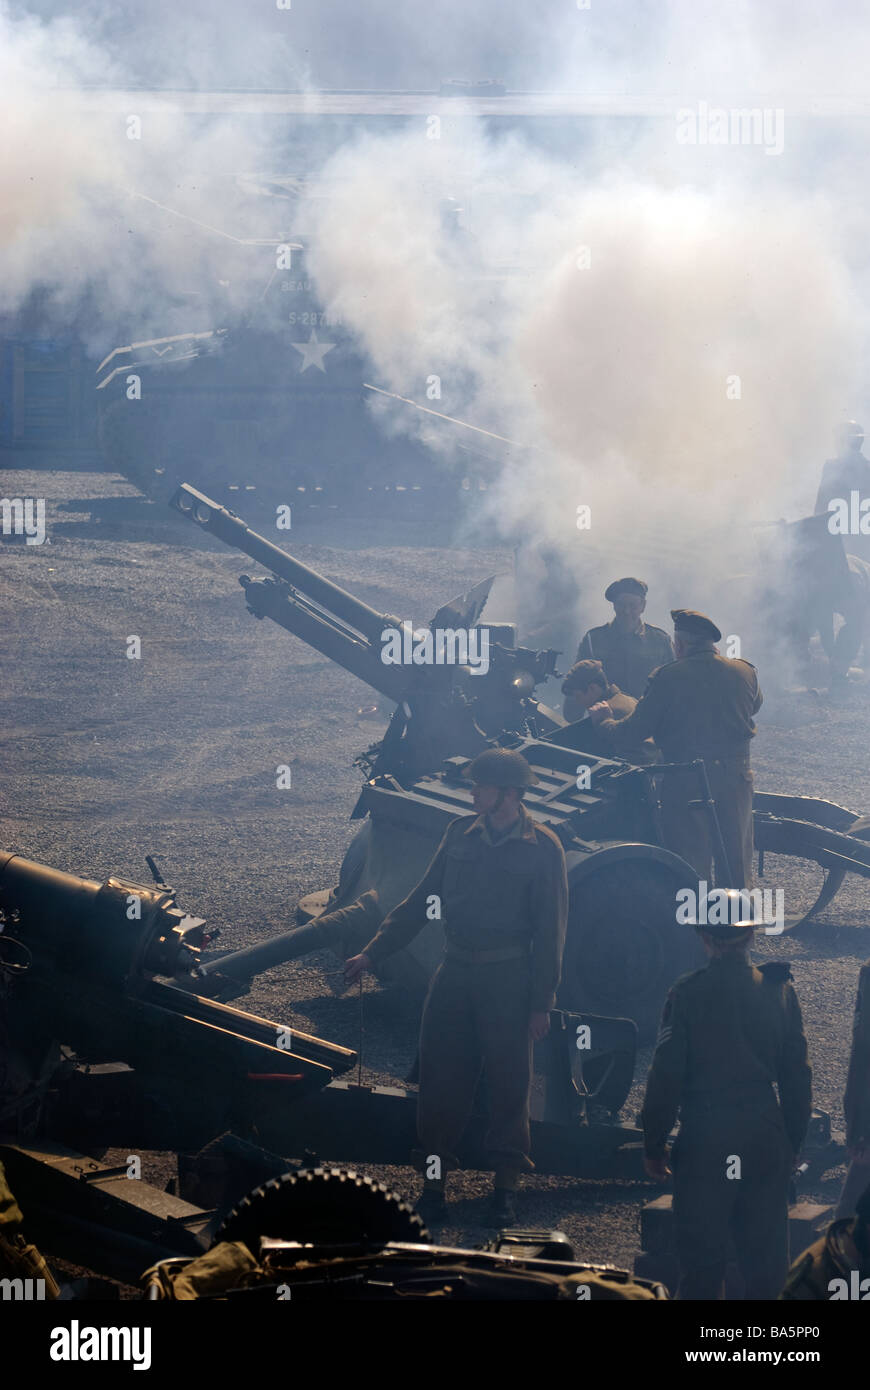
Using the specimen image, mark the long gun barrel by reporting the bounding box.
[171,483,408,700]
[0,854,355,1145]
[187,891,383,1000]
[169,482,562,778]
[173,484,387,641]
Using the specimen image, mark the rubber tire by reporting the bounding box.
[215,1166,428,1251]
[559,860,705,1042]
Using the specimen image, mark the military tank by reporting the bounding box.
[95,235,499,521]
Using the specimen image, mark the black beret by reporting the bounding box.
[671,609,722,641]
[605,577,648,602]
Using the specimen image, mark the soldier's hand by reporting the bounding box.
[343,952,372,985]
[587,701,610,725]
[529,1010,550,1041]
[643,1155,672,1182]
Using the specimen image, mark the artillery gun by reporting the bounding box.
[0,851,356,1148]
[0,850,657,1283]
[171,483,870,1042]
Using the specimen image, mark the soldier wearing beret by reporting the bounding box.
[344,747,568,1225]
[642,899,812,1300]
[576,578,674,699]
[594,609,762,888]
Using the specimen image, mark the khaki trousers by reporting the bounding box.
[661,753,755,889]
[416,956,534,1176]
[672,1106,792,1300]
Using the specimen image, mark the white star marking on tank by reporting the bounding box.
[291,330,336,372]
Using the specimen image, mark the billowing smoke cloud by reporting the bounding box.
[5,0,870,672]
[302,124,860,597]
[0,5,287,348]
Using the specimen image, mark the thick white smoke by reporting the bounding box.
[0,5,286,348]
[303,125,860,544]
[4,0,870,658]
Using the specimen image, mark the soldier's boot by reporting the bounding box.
[488,1170,519,1226]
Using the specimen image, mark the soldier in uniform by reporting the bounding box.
[561,659,657,762]
[813,553,870,689]
[642,898,812,1300]
[344,748,568,1225]
[561,658,636,726]
[593,609,762,888]
[815,421,870,516]
[576,577,674,698]
[835,957,870,1219]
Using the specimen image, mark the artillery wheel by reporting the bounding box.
[559,860,704,1042]
[215,1166,428,1252]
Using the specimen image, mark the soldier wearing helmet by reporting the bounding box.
[815,420,870,561]
[345,746,568,1225]
[642,893,812,1300]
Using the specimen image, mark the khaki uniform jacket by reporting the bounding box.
[844,960,870,1149]
[603,649,762,762]
[363,805,569,1013]
[576,621,674,699]
[642,955,812,1160]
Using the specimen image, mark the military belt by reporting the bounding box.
[445,943,530,965]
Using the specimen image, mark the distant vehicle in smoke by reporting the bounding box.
[94,240,497,518]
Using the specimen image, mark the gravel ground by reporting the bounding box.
[3,464,870,1291]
